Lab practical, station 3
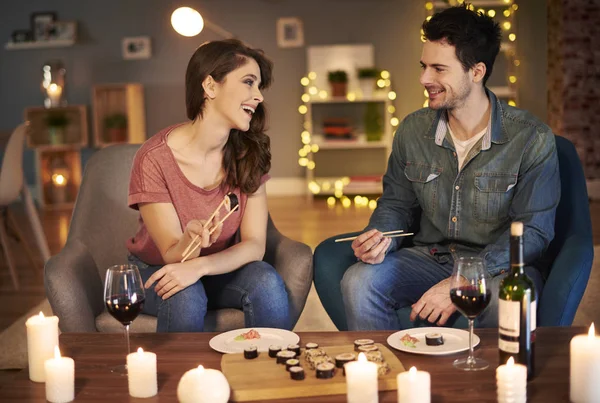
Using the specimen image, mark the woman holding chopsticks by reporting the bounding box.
[126,39,290,332]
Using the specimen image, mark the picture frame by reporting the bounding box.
[11,29,33,43]
[50,21,77,42]
[122,36,152,60]
[276,17,304,48]
[30,11,57,41]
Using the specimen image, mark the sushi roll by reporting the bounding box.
[268,345,282,358]
[289,366,305,380]
[425,333,444,346]
[316,362,336,379]
[354,338,375,351]
[243,345,258,359]
[285,358,300,371]
[334,353,356,368]
[287,344,301,355]
[305,342,319,350]
[224,193,239,211]
[276,350,297,364]
[357,344,379,353]
[365,350,384,363]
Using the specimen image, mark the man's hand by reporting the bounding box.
[351,229,391,264]
[410,278,457,325]
[144,260,203,300]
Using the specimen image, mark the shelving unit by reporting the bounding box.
[4,39,75,50]
[24,105,88,210]
[91,83,146,147]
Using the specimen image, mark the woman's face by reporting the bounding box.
[210,58,264,132]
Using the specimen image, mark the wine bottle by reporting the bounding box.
[498,221,536,379]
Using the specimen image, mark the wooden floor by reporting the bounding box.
[1,196,598,333]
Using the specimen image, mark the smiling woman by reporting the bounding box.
[125,39,292,333]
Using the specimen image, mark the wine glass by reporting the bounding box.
[449,256,491,371]
[104,264,145,374]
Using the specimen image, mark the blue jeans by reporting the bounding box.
[128,254,291,332]
[341,246,544,330]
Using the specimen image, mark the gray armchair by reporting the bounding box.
[45,144,313,333]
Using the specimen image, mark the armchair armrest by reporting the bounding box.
[264,222,313,328]
[539,235,594,326]
[44,239,104,332]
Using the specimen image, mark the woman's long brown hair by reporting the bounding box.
[185,39,272,194]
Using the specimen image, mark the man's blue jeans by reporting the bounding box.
[341,246,544,330]
[128,254,291,332]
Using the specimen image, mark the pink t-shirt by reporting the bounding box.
[126,124,269,265]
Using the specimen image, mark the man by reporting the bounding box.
[337,5,559,330]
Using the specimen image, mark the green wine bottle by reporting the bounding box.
[498,221,536,379]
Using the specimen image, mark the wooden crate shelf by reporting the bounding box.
[24,105,88,148]
[92,83,146,147]
[36,148,82,210]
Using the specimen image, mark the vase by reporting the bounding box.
[330,82,347,98]
[359,78,376,98]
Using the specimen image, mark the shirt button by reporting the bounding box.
[452,216,457,223]
[453,152,457,157]
[455,185,460,190]
[501,270,506,274]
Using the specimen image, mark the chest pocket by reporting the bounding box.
[473,173,517,223]
[404,163,442,215]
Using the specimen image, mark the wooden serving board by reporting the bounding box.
[221,343,406,401]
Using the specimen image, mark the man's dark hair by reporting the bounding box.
[422,4,502,85]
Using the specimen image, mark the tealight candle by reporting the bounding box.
[345,352,378,403]
[570,323,600,403]
[26,311,59,382]
[496,357,527,403]
[44,346,74,403]
[397,366,431,403]
[127,347,157,398]
[177,365,230,403]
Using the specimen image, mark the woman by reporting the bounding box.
[126,39,290,332]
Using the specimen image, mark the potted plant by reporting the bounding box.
[44,111,69,145]
[104,113,128,143]
[357,67,380,98]
[364,102,383,141]
[328,70,348,97]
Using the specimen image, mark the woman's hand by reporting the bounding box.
[183,211,223,251]
[144,260,204,300]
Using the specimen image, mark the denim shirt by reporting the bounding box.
[367,89,560,276]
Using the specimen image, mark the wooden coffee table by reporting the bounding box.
[0,327,578,402]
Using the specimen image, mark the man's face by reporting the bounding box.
[419,40,473,110]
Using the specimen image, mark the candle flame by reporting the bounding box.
[507,357,515,366]
[137,347,144,354]
[38,311,45,318]
[357,352,367,363]
[409,366,417,375]
[54,346,61,359]
[589,323,596,339]
[197,365,204,372]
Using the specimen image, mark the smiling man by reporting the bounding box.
[334,4,560,330]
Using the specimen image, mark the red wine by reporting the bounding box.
[450,286,491,319]
[105,294,145,326]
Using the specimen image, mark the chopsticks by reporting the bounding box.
[334,230,414,243]
[180,196,228,260]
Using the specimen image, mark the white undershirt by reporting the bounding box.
[449,126,487,171]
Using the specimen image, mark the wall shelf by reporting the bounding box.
[5,39,75,50]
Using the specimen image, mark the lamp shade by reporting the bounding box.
[171,7,204,37]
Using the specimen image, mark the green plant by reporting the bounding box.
[104,113,128,129]
[328,70,348,83]
[44,111,69,128]
[357,67,380,79]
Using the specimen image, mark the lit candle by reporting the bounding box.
[127,347,157,398]
[177,365,230,403]
[44,346,74,403]
[344,352,378,403]
[397,366,431,403]
[570,323,600,403]
[496,357,527,403]
[25,311,59,382]
[47,83,63,106]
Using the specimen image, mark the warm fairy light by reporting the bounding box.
[509,75,517,83]
[424,89,429,97]
[387,105,395,114]
[334,180,344,190]
[298,105,308,114]
[327,197,336,207]
[301,94,310,103]
[425,2,433,11]
[301,137,310,145]
[509,33,516,41]
[368,200,377,209]
[477,9,485,15]
[347,92,356,101]
[334,189,343,198]
[354,195,362,205]
[589,323,596,339]
[300,77,310,86]
[308,181,321,194]
[384,79,391,87]
[488,10,496,17]
[508,100,516,106]
[377,79,386,88]
[426,16,432,21]
[503,0,511,3]
[311,144,319,153]
[307,161,316,170]
[380,70,390,79]
[341,177,351,186]
[318,90,328,99]
[504,9,511,17]
[298,158,308,166]
[308,71,317,80]
[391,117,399,126]
[171,7,204,37]
[299,149,307,157]
[388,91,397,100]
[309,86,318,95]
[514,60,521,67]
[423,99,429,107]
[512,4,518,10]
[503,22,512,30]
[303,144,311,153]
[321,181,331,191]
[341,197,351,208]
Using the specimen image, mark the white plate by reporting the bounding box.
[387,327,480,356]
[209,327,300,354]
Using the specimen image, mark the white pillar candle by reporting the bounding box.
[345,352,378,403]
[397,366,431,403]
[127,347,157,398]
[44,346,74,403]
[177,365,230,403]
[570,323,600,403]
[26,311,59,382]
[496,357,527,403]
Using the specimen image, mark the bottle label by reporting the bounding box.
[498,298,536,353]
